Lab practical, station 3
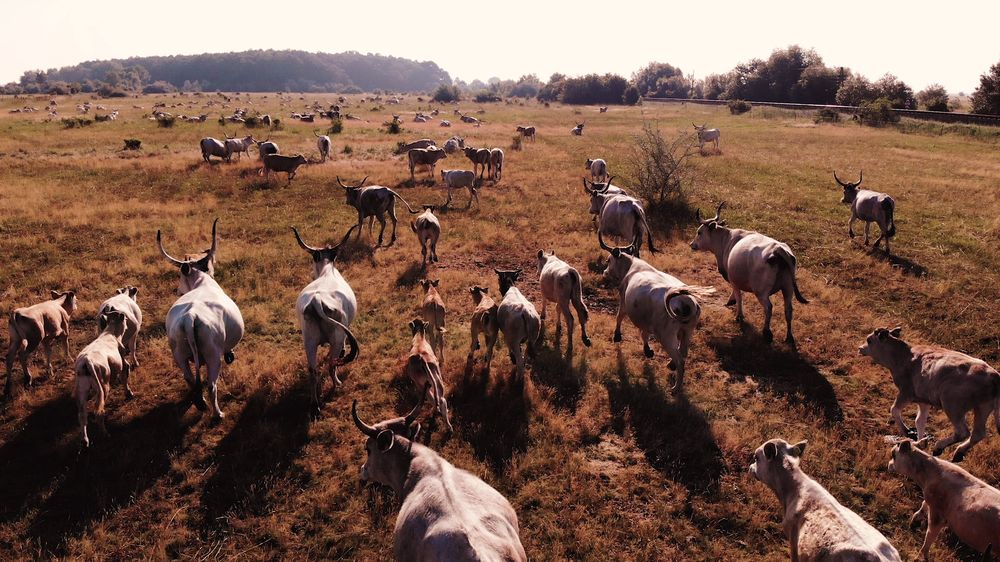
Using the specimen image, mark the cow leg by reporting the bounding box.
[42,340,55,378]
[206,355,225,420]
[919,506,946,562]
[732,289,745,323]
[367,215,377,242]
[756,292,774,342]
[431,238,439,263]
[557,300,570,346]
[469,321,481,358]
[661,329,684,391]
[304,335,322,411]
[421,239,428,265]
[883,228,891,254]
[782,288,795,344]
[5,339,22,394]
[891,395,915,438]
[356,212,366,240]
[122,362,134,400]
[387,207,399,246]
[909,501,927,527]
[953,402,991,462]
[129,331,140,371]
[573,297,591,348]
[445,186,454,208]
[641,330,654,358]
[613,295,626,343]
[932,404,970,457]
[173,348,205,411]
[485,330,498,369]
[915,403,930,439]
[433,376,453,433]
[872,225,885,250]
[375,214,388,247]
[848,214,857,238]
[863,222,871,245]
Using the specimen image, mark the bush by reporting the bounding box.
[474,91,500,103]
[384,119,402,134]
[623,86,640,105]
[328,117,343,134]
[916,84,950,112]
[728,99,752,115]
[624,123,697,207]
[342,144,353,155]
[971,61,1000,115]
[98,84,128,98]
[123,138,142,150]
[814,108,840,123]
[271,118,282,130]
[142,81,177,94]
[61,117,93,128]
[157,115,176,128]
[856,97,899,127]
[432,84,461,103]
[510,134,523,151]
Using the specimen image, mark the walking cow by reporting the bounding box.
[834,171,896,253]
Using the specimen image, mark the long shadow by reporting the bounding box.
[530,337,588,413]
[708,333,843,422]
[199,381,311,526]
[27,402,193,553]
[449,366,530,475]
[604,354,724,496]
[395,262,425,288]
[0,394,77,524]
[646,198,696,242]
[880,249,928,278]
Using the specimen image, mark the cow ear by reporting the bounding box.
[482,287,489,293]
[764,442,778,460]
[408,320,417,332]
[376,429,395,452]
[789,440,807,458]
[537,249,544,258]
[889,326,902,338]
[116,287,127,294]
[98,313,109,331]
[129,286,139,298]
[431,279,439,287]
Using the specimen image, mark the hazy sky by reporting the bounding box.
[4,0,998,94]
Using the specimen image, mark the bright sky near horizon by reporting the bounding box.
[4,0,998,94]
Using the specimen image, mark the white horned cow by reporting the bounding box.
[463,147,491,179]
[600,236,704,391]
[834,171,896,254]
[440,169,479,209]
[494,269,541,381]
[5,290,77,394]
[158,218,245,419]
[96,286,142,379]
[403,318,452,433]
[337,176,420,247]
[693,123,721,153]
[314,131,332,162]
[586,180,657,257]
[889,439,1000,560]
[292,225,361,414]
[536,250,591,351]
[397,138,437,154]
[224,132,255,160]
[750,438,902,562]
[200,136,232,163]
[860,326,1000,461]
[73,309,130,447]
[488,148,504,181]
[585,158,608,183]
[689,203,808,344]
[411,206,441,266]
[419,279,446,366]
[407,146,447,181]
[468,286,499,368]
[352,396,527,562]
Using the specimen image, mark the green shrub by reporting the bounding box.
[623,85,640,105]
[624,122,696,206]
[432,84,461,103]
[814,108,840,123]
[157,115,176,128]
[384,120,402,134]
[728,99,752,115]
[61,117,93,128]
[328,117,343,134]
[857,97,899,127]
[123,138,142,150]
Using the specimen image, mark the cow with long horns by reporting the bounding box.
[336,176,420,248]
[834,171,897,254]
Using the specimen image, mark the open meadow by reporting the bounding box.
[1,93,999,561]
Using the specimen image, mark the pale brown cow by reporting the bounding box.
[419,279,446,367]
[5,290,77,394]
[468,286,499,368]
[403,318,452,433]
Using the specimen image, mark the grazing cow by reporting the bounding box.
[494,269,541,381]
[468,286,499,368]
[5,290,77,394]
[463,146,491,179]
[439,120,451,127]
[860,327,1000,461]
[442,136,464,154]
[689,203,808,343]
[693,123,721,153]
[73,310,129,447]
[571,123,584,136]
[200,137,232,163]
[96,286,142,377]
[352,398,527,561]
[411,206,441,265]
[889,439,1000,560]
[750,438,902,562]
[407,146,447,181]
[516,125,536,141]
[419,280,446,366]
[224,133,255,160]
[599,106,608,113]
[460,114,480,125]
[586,183,657,257]
[398,138,436,154]
[440,169,479,209]
[261,114,271,126]
[586,158,608,183]
[261,154,308,184]
[292,226,360,413]
[488,148,504,181]
[337,176,419,247]
[537,250,591,351]
[315,131,332,163]
[158,219,244,419]
[834,171,896,253]
[403,318,452,432]
[600,235,703,391]
[255,138,278,159]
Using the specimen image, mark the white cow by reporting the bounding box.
[693,123,721,153]
[536,250,591,351]
[494,269,541,381]
[441,169,479,209]
[96,286,142,386]
[158,218,245,419]
[585,158,608,183]
[315,131,332,163]
[224,133,255,160]
[200,137,232,163]
[834,171,896,253]
[73,310,130,447]
[586,185,657,257]
[411,206,441,265]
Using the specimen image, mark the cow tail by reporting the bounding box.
[769,248,809,304]
[9,312,27,353]
[882,199,896,237]
[390,190,420,214]
[184,316,202,377]
[570,269,588,323]
[992,374,1000,434]
[309,299,359,366]
[635,208,658,253]
[88,362,106,416]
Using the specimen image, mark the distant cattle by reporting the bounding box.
[516,125,536,141]
[315,131,332,162]
[693,123,721,153]
[261,154,308,184]
[407,146,447,181]
[463,147,491,179]
[586,158,608,183]
[411,206,441,265]
[834,171,896,254]
[200,137,232,163]
[441,169,479,210]
[571,123,584,136]
[337,176,420,247]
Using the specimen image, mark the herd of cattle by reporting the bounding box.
[4,112,1000,561]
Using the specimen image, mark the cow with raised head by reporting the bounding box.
[537,250,591,351]
[463,146,491,179]
[337,176,420,248]
[494,269,541,381]
[5,290,77,394]
[73,309,130,447]
[468,286,499,368]
[834,171,896,253]
[693,123,721,153]
[224,132,255,160]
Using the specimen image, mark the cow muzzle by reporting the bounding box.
[858,345,868,356]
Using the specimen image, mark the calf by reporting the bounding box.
[586,158,608,183]
[536,250,591,351]
[834,171,896,253]
[315,131,332,162]
[468,286,499,368]
[5,290,77,394]
[338,176,420,247]
[403,318,452,432]
[419,279,446,366]
[96,286,142,378]
[442,136,463,154]
[440,169,479,209]
[494,269,541,381]
[571,123,584,136]
[261,153,307,184]
[352,398,526,561]
[689,202,807,344]
[411,206,441,265]
[463,146,491,179]
[255,139,278,159]
[73,310,130,447]
[516,125,536,141]
[889,439,1000,560]
[224,133,255,160]
[860,327,1000,461]
[407,146,447,181]
[489,148,504,181]
[693,123,721,153]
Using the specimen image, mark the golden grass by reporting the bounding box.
[0,92,998,561]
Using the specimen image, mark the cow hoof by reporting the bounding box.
[734,314,745,324]
[582,336,592,347]
[194,398,208,412]
[612,331,622,343]
[763,330,774,343]
[224,351,235,364]
[849,231,856,238]
[785,334,796,345]
[726,296,736,307]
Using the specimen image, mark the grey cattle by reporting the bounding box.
[261,154,307,184]
[5,290,77,394]
[571,123,584,135]
[440,169,479,209]
[586,158,608,183]
[860,327,1000,461]
[537,250,591,351]
[834,171,896,253]
[583,177,626,196]
[200,137,232,163]
[586,183,657,257]
[315,131,332,162]
[463,147,491,179]
[442,136,464,154]
[397,138,436,154]
[488,148,504,181]
[693,123,721,153]
[468,286,499,368]
[516,125,536,141]
[73,310,129,447]
[407,146,447,180]
[352,397,527,562]
[224,133,255,160]
[411,206,441,265]
[689,203,808,344]
[337,176,419,247]
[255,138,278,159]
[494,269,541,381]
[96,286,142,381]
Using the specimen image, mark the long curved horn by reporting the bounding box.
[712,202,725,222]
[582,178,592,194]
[598,231,613,252]
[291,226,318,252]
[404,385,428,426]
[352,401,379,437]
[156,230,187,267]
[333,224,358,250]
[856,170,863,186]
[605,175,615,187]
[208,218,219,258]
[696,208,703,223]
[336,175,369,189]
[313,130,321,137]
[833,171,848,187]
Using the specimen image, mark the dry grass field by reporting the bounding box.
[1,92,999,561]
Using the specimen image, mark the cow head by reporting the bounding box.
[887,437,933,477]
[693,123,707,133]
[408,318,428,336]
[690,202,727,252]
[419,279,440,292]
[536,249,555,271]
[585,179,615,215]
[834,170,863,204]
[253,136,271,147]
[352,393,426,494]
[469,285,490,305]
[98,309,128,338]
[748,438,807,492]
[291,224,357,278]
[585,158,595,168]
[50,290,78,315]
[336,176,369,207]
[157,218,219,294]
[598,232,638,282]
[494,268,522,296]
[115,286,139,301]
[858,326,904,364]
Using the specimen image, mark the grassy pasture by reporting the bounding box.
[0,92,998,561]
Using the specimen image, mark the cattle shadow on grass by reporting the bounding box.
[395,262,425,288]
[27,401,193,554]
[199,381,311,527]
[604,353,724,496]
[881,249,928,278]
[449,367,530,475]
[530,338,588,413]
[646,199,696,242]
[708,333,843,422]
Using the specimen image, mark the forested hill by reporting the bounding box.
[41,50,452,93]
